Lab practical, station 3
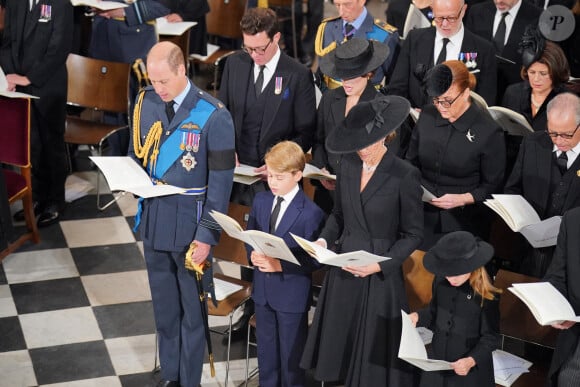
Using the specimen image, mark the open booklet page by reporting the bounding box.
[398,310,453,371]
[493,349,532,387]
[509,282,580,326]
[209,210,300,265]
[89,156,185,198]
[234,164,261,185]
[70,0,128,10]
[208,277,243,301]
[156,17,197,36]
[402,4,431,39]
[290,234,389,267]
[303,164,336,181]
[0,67,38,99]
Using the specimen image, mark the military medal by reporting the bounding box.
[275,77,283,95]
[470,52,478,69]
[39,4,52,22]
[181,152,197,171]
[180,123,201,152]
[465,53,473,68]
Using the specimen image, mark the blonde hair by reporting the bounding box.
[469,267,502,305]
[264,141,305,173]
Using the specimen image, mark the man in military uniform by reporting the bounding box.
[129,41,235,387]
[315,0,400,88]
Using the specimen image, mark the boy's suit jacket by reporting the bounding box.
[247,189,325,313]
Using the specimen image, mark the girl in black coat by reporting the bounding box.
[409,231,502,387]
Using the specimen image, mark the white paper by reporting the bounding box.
[303,164,336,181]
[421,185,436,202]
[0,67,38,99]
[90,156,185,198]
[234,164,262,185]
[398,310,453,371]
[493,350,532,387]
[70,0,128,10]
[156,17,197,36]
[509,282,580,326]
[291,234,390,267]
[409,107,421,123]
[209,277,243,301]
[519,216,561,248]
[65,174,94,203]
[190,43,221,61]
[402,4,431,39]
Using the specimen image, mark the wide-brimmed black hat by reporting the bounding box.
[423,231,494,277]
[319,38,390,80]
[424,63,453,97]
[325,95,410,154]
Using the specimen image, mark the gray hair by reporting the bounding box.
[547,92,580,126]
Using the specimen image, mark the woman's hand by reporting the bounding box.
[451,356,476,376]
[552,320,576,330]
[343,263,381,278]
[250,251,282,272]
[430,193,474,210]
[255,164,268,181]
[319,168,336,191]
[409,312,419,327]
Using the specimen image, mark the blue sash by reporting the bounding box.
[367,25,389,43]
[149,99,216,179]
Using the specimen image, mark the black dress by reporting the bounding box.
[300,150,424,386]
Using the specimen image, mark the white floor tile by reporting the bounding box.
[200,358,258,387]
[0,285,17,318]
[19,307,103,349]
[41,376,122,387]
[105,334,156,375]
[60,217,135,248]
[115,193,138,217]
[0,350,38,387]
[81,270,151,306]
[2,249,79,284]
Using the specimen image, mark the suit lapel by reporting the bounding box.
[345,155,369,234]
[360,151,395,206]
[536,135,554,212]
[330,91,347,126]
[24,0,42,41]
[274,191,304,237]
[260,52,293,144]
[419,28,437,69]
[234,56,253,140]
[564,157,580,210]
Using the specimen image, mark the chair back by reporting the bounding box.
[65,54,130,114]
[206,0,246,39]
[0,97,30,167]
[494,269,558,348]
[402,250,434,312]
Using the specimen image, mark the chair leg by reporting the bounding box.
[225,313,233,387]
[245,317,251,387]
[153,331,159,373]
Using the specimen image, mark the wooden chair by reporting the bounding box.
[0,97,40,260]
[190,0,246,95]
[64,53,131,210]
[210,201,253,386]
[402,250,434,312]
[159,31,191,75]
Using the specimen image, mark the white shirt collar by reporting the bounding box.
[553,141,580,169]
[172,80,191,111]
[254,46,281,91]
[434,24,464,64]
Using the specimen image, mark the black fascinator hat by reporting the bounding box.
[519,25,546,68]
[424,64,453,97]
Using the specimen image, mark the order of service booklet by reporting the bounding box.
[398,310,453,371]
[70,0,128,11]
[303,164,336,181]
[508,282,580,326]
[234,164,262,185]
[209,210,300,266]
[90,156,185,198]
[290,234,389,267]
[484,194,561,248]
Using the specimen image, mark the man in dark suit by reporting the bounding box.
[129,41,235,387]
[465,0,542,101]
[218,7,316,206]
[504,92,580,276]
[387,0,498,108]
[544,206,580,386]
[0,0,73,227]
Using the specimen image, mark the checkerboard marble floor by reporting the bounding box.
[0,170,261,387]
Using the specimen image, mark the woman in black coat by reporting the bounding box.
[406,61,506,249]
[301,96,424,386]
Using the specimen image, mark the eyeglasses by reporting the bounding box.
[432,89,464,108]
[242,40,272,55]
[433,5,464,24]
[547,124,580,140]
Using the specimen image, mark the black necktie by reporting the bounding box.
[557,151,568,175]
[165,100,175,123]
[436,38,450,65]
[269,196,284,233]
[493,12,509,53]
[345,23,355,40]
[255,65,265,96]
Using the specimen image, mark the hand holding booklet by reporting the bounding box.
[484,194,561,248]
[303,164,336,181]
[70,0,128,11]
[234,164,261,185]
[0,67,38,99]
[290,234,389,267]
[508,282,580,326]
[398,310,453,371]
[209,210,300,265]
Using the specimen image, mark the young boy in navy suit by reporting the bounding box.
[246,141,326,387]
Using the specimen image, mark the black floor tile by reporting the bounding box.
[61,194,122,221]
[120,371,160,387]
[209,326,248,362]
[71,243,145,276]
[93,301,155,339]
[0,316,27,352]
[126,216,142,241]
[11,277,90,314]
[14,222,68,252]
[0,264,6,285]
[30,340,115,385]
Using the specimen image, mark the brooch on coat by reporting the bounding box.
[466,129,475,143]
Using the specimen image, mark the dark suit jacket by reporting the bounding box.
[544,207,580,386]
[247,189,325,313]
[218,50,316,163]
[465,1,542,100]
[158,0,209,55]
[504,131,580,218]
[387,26,498,108]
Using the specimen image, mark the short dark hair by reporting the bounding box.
[240,7,279,38]
[521,41,570,87]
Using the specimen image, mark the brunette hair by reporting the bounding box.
[521,41,570,88]
[240,7,280,38]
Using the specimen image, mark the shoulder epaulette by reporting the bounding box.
[196,89,224,109]
[374,18,398,33]
[321,15,341,24]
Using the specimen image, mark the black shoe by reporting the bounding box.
[156,380,180,387]
[13,202,42,222]
[37,204,62,228]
